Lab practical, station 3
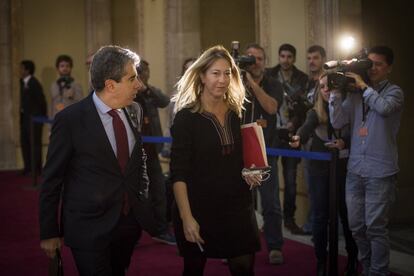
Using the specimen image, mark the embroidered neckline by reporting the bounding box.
[201,110,234,155]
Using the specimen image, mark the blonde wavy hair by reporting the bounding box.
[313,73,329,124]
[172,45,246,117]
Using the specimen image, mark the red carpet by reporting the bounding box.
[0,171,397,275]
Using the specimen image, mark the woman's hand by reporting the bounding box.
[325,139,345,150]
[40,237,61,259]
[289,135,301,148]
[243,172,262,190]
[182,216,205,245]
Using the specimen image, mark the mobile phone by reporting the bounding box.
[324,141,335,147]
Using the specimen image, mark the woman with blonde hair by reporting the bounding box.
[170,45,261,276]
[290,74,358,276]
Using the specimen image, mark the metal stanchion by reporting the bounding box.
[328,148,339,276]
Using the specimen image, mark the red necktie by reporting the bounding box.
[108,109,130,214]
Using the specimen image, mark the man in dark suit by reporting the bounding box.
[19,60,47,175]
[39,45,158,275]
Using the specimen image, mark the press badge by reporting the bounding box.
[55,103,65,112]
[358,127,368,137]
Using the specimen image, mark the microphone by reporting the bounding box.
[323,60,353,70]
[323,60,340,70]
[324,58,372,70]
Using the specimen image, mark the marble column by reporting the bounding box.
[255,0,271,61]
[305,0,340,60]
[0,0,17,169]
[134,0,145,56]
[165,0,201,94]
[255,0,341,61]
[305,0,362,60]
[85,0,112,55]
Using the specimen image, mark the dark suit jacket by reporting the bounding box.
[20,76,47,118]
[39,93,157,250]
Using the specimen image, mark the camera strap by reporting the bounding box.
[361,81,388,124]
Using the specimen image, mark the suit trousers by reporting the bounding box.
[20,115,43,173]
[71,212,141,276]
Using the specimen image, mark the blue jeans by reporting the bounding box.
[281,156,300,223]
[346,172,396,276]
[258,156,283,251]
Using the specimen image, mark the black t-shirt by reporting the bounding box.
[242,75,283,148]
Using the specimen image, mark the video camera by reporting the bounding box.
[324,48,372,90]
[230,41,256,70]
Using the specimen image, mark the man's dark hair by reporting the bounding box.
[21,60,35,75]
[181,57,197,75]
[137,59,149,73]
[141,60,149,66]
[307,45,326,58]
[55,55,73,68]
[244,43,266,60]
[91,45,140,92]
[369,46,394,65]
[278,43,296,57]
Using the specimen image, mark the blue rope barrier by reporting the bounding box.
[33,116,331,161]
[143,136,172,144]
[266,148,331,160]
[141,136,331,160]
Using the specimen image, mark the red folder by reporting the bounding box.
[241,122,269,169]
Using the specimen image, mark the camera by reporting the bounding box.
[324,48,372,90]
[230,41,256,70]
[57,76,74,90]
[278,128,292,143]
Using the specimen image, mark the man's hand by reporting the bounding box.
[244,71,256,92]
[40,237,61,259]
[243,70,278,115]
[345,72,368,90]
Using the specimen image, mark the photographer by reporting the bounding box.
[290,73,358,276]
[329,46,404,276]
[134,60,176,245]
[266,43,309,235]
[50,55,83,118]
[242,43,285,265]
[306,45,327,105]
